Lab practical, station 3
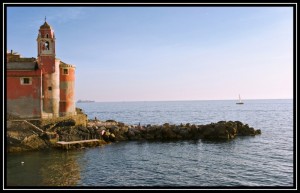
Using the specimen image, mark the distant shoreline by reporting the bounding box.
[77,100,95,103]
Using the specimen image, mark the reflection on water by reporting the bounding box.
[7,150,84,186]
[39,152,81,186]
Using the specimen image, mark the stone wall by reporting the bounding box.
[6,112,88,153]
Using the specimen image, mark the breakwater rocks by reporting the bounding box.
[86,120,261,142]
[7,118,261,153]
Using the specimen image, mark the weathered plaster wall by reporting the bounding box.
[39,56,55,73]
[7,75,42,118]
[60,66,76,116]
[42,59,60,117]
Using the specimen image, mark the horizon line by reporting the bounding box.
[76,98,293,103]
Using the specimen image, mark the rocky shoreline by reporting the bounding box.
[6,110,261,153]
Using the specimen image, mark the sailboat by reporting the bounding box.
[236,94,244,104]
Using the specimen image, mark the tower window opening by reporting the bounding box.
[20,77,32,85]
[46,34,49,38]
[45,41,50,50]
[48,86,52,91]
[63,68,69,75]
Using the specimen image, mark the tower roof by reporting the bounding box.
[40,21,51,29]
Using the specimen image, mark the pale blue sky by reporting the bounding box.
[6,6,294,102]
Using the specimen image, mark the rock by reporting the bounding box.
[178,129,189,139]
[118,122,125,127]
[255,129,262,135]
[106,120,117,123]
[56,119,76,127]
[127,129,135,139]
[161,127,177,139]
[7,118,262,153]
[109,126,119,134]
[109,133,116,141]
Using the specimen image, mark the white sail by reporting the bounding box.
[237,94,244,104]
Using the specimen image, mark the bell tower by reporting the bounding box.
[37,17,60,118]
[37,17,56,72]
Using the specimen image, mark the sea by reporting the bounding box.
[6,99,295,189]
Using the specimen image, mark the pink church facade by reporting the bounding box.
[7,21,76,119]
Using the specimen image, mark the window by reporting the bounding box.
[48,87,52,91]
[23,78,30,84]
[45,41,50,50]
[63,69,69,75]
[46,34,49,38]
[20,77,32,85]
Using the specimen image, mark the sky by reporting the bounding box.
[5,5,294,102]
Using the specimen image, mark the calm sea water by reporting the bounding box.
[6,99,294,188]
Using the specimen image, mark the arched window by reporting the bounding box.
[45,41,50,50]
[46,34,49,38]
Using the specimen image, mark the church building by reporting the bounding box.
[7,20,76,119]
